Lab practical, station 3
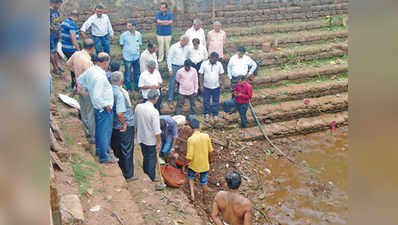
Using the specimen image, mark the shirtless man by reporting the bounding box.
[211,171,252,225]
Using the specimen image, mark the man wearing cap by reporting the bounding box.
[227,46,257,91]
[138,60,163,112]
[61,10,80,88]
[140,40,158,72]
[221,76,253,128]
[119,20,142,92]
[81,4,114,55]
[184,118,213,202]
[134,90,162,182]
[175,59,198,115]
[50,0,63,75]
[110,71,137,181]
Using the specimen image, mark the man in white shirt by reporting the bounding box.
[81,4,114,55]
[138,60,163,112]
[140,41,158,72]
[199,52,225,121]
[185,18,206,48]
[189,38,208,102]
[167,35,191,104]
[227,46,257,91]
[134,90,162,182]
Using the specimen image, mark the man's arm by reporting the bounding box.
[70,31,80,51]
[211,194,223,225]
[117,112,127,132]
[193,69,198,94]
[80,15,93,39]
[106,15,114,38]
[167,45,174,73]
[243,201,253,225]
[247,56,257,76]
[227,58,233,80]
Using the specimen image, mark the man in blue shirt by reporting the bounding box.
[50,0,63,75]
[61,10,80,88]
[110,71,137,181]
[159,115,179,158]
[120,20,142,92]
[155,2,173,63]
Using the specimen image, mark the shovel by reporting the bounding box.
[155,151,167,191]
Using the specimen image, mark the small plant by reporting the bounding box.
[70,157,107,194]
[327,16,334,31]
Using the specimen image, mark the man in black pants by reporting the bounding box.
[134,90,162,182]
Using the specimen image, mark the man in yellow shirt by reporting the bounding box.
[185,118,213,202]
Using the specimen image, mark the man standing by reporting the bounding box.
[77,52,116,163]
[185,19,206,48]
[120,20,142,92]
[50,0,63,75]
[207,21,227,60]
[221,76,253,128]
[189,38,208,73]
[110,71,137,181]
[175,60,198,115]
[227,46,257,91]
[185,118,213,202]
[140,41,158,72]
[81,4,114,55]
[211,171,253,225]
[159,115,178,158]
[66,39,95,150]
[134,90,162,182]
[156,2,173,63]
[199,52,225,121]
[138,60,163,112]
[61,10,80,88]
[167,35,190,104]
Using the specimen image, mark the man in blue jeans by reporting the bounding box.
[221,76,253,128]
[77,52,117,164]
[81,4,114,55]
[199,52,225,121]
[159,115,178,159]
[120,20,142,91]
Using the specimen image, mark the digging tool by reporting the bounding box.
[155,151,167,191]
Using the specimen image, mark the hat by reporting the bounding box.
[186,114,195,124]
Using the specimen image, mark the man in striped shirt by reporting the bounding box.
[61,10,80,88]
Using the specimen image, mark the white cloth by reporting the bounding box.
[199,60,224,89]
[185,26,206,48]
[140,49,158,72]
[167,42,191,71]
[81,14,114,37]
[134,101,162,146]
[189,45,208,64]
[138,70,163,99]
[227,54,257,79]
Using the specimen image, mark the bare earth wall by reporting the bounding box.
[60,0,348,32]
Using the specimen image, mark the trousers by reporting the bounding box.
[223,99,249,128]
[157,35,171,62]
[79,94,95,144]
[140,143,157,181]
[175,93,197,115]
[94,109,114,162]
[111,126,135,179]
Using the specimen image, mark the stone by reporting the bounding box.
[59,194,84,224]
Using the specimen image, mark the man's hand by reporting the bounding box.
[110,35,114,41]
[221,85,224,92]
[105,106,111,113]
[120,123,127,132]
[156,144,161,153]
[200,87,204,93]
[169,70,173,77]
[194,92,198,96]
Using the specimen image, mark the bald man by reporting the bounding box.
[211,171,252,225]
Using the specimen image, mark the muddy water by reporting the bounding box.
[252,126,348,225]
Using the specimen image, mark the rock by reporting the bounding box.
[259,194,265,200]
[59,194,84,223]
[87,188,94,196]
[264,168,271,175]
[89,205,101,212]
[226,163,230,168]
[105,194,112,201]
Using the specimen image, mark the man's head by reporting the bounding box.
[83,38,95,54]
[179,35,189,47]
[147,89,159,104]
[147,41,157,53]
[237,75,246,84]
[225,171,241,190]
[70,10,79,22]
[237,46,246,58]
[147,60,157,73]
[189,118,200,130]
[192,38,200,49]
[127,20,136,32]
[160,119,167,133]
[95,4,104,17]
[184,59,192,71]
[109,61,120,72]
[209,52,219,64]
[111,71,124,86]
[160,2,168,13]
[213,21,221,32]
[193,18,201,31]
[96,52,110,70]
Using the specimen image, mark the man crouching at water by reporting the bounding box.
[211,171,252,225]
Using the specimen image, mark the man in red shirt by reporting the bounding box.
[221,76,253,128]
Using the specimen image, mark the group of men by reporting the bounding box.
[50,0,253,224]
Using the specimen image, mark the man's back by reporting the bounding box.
[213,191,252,225]
[134,102,161,146]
